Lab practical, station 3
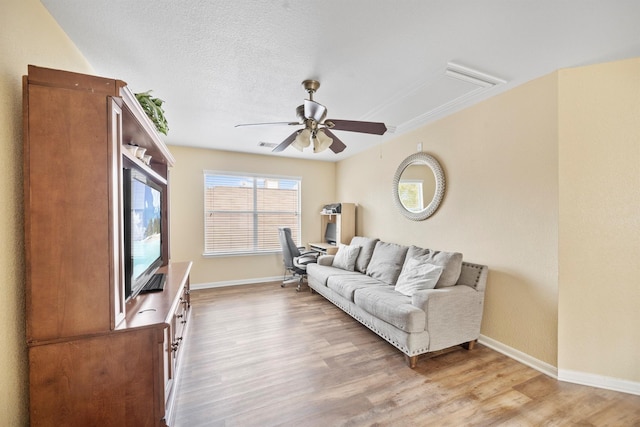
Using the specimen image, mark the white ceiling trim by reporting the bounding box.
[395,63,507,134]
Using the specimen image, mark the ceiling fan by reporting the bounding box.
[235,80,388,154]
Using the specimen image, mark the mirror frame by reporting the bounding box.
[392,152,445,221]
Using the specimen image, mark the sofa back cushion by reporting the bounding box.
[406,245,429,259]
[366,241,409,286]
[406,245,463,288]
[350,236,379,273]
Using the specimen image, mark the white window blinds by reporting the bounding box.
[204,172,301,255]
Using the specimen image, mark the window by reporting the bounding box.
[204,172,301,256]
[398,180,424,212]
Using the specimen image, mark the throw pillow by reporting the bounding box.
[395,258,444,296]
[350,236,380,274]
[332,244,361,271]
[366,241,409,286]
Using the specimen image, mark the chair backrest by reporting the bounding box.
[278,227,301,269]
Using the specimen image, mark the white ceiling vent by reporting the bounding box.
[258,141,278,148]
[445,63,506,88]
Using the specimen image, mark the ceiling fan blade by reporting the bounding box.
[235,121,300,128]
[325,119,387,135]
[272,130,302,152]
[322,129,347,154]
[304,99,327,122]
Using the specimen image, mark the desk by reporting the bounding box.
[309,242,339,255]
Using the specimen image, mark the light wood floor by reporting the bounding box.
[173,282,640,426]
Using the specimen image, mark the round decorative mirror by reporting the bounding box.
[392,152,445,220]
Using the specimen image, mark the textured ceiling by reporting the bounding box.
[41,0,640,161]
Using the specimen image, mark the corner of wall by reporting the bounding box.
[1,0,95,423]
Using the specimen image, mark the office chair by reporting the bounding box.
[278,227,318,291]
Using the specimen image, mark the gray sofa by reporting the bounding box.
[306,236,488,368]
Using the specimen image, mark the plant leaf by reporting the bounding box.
[135,90,169,135]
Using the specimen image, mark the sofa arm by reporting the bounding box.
[411,286,484,351]
[317,254,335,266]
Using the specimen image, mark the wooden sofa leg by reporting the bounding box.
[405,355,418,368]
[462,340,477,350]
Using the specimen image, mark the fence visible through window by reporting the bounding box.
[204,172,301,255]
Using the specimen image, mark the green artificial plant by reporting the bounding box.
[135,90,169,135]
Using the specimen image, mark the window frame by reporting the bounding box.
[202,170,302,257]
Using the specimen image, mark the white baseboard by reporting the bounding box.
[191,276,283,290]
[478,334,558,378]
[479,335,640,396]
[558,369,640,396]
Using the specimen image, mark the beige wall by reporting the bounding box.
[167,146,336,285]
[336,74,560,366]
[336,58,640,387]
[558,58,640,382]
[0,0,94,424]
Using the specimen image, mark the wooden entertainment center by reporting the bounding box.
[23,65,190,426]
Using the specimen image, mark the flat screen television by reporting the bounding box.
[123,168,163,300]
[324,222,337,245]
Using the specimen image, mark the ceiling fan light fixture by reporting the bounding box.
[313,129,333,153]
[292,128,311,151]
[238,79,388,155]
[304,99,327,123]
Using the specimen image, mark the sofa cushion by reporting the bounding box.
[406,246,463,288]
[365,241,409,286]
[350,236,379,274]
[354,287,426,333]
[406,245,429,259]
[327,274,387,302]
[332,244,361,271]
[395,258,443,296]
[424,250,463,288]
[305,263,360,287]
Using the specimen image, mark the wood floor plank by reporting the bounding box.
[173,283,640,426]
